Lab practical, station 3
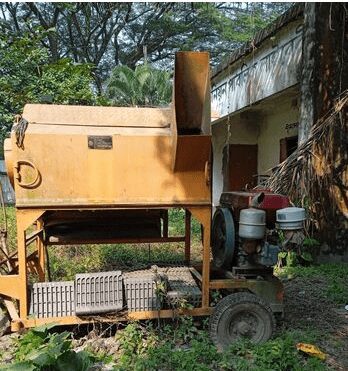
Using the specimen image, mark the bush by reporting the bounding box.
[3,325,96,370]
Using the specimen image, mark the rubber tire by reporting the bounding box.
[0,307,10,337]
[209,292,275,350]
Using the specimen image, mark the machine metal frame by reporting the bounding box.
[0,51,283,335]
[0,205,283,332]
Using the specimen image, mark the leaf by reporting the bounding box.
[278,251,288,259]
[32,322,57,334]
[300,252,313,262]
[55,350,94,371]
[296,343,326,361]
[1,363,36,371]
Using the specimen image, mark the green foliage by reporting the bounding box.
[221,330,326,371]
[4,325,96,371]
[1,3,291,74]
[0,206,16,252]
[48,245,104,281]
[29,59,95,106]
[276,263,348,304]
[115,319,219,371]
[0,29,95,143]
[168,209,201,242]
[106,64,172,107]
[114,321,327,371]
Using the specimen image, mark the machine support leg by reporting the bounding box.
[201,213,211,308]
[188,207,211,308]
[37,219,45,282]
[185,210,191,264]
[17,223,28,319]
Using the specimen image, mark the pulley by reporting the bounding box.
[211,208,235,268]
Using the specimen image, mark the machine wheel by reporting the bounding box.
[211,208,235,268]
[0,306,10,337]
[209,292,275,350]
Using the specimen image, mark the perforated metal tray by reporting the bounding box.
[75,271,123,315]
[29,281,75,318]
[162,267,201,307]
[123,271,162,312]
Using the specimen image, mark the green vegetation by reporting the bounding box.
[0,30,95,142]
[2,320,327,370]
[3,324,97,370]
[107,64,172,107]
[102,319,326,370]
[276,263,348,304]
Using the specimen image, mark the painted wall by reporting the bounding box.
[257,94,299,174]
[211,19,303,118]
[212,113,259,207]
[212,89,299,208]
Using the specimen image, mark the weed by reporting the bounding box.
[221,330,327,371]
[276,263,348,304]
[3,324,97,371]
[114,321,328,371]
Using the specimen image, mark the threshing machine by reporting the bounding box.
[0,52,305,349]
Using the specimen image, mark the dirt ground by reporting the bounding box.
[0,274,347,370]
[282,277,348,370]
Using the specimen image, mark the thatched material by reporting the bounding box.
[266,90,348,250]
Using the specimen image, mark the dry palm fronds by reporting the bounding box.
[266,89,348,244]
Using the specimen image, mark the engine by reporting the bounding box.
[212,190,306,273]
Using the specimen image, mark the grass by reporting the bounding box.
[3,319,328,370]
[108,319,327,370]
[275,263,348,304]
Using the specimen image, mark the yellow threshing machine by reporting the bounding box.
[0,52,304,348]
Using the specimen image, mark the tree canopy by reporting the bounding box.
[107,64,172,106]
[0,3,291,87]
[0,2,292,142]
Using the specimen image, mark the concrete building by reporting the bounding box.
[211,3,348,256]
[211,5,303,208]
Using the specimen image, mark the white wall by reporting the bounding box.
[212,88,299,208]
[257,94,299,174]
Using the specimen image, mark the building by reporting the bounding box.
[211,5,303,208]
[210,3,347,255]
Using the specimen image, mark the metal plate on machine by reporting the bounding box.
[88,135,113,149]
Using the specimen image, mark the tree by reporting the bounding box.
[0,29,95,143]
[0,2,292,92]
[106,64,172,106]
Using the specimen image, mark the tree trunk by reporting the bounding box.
[299,3,347,141]
[299,3,348,254]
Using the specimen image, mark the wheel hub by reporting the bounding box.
[229,311,260,339]
[236,321,250,336]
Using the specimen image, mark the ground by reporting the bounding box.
[280,267,348,371]
[1,263,347,370]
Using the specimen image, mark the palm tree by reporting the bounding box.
[106,64,172,107]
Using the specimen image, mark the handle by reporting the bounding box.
[14,160,41,189]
